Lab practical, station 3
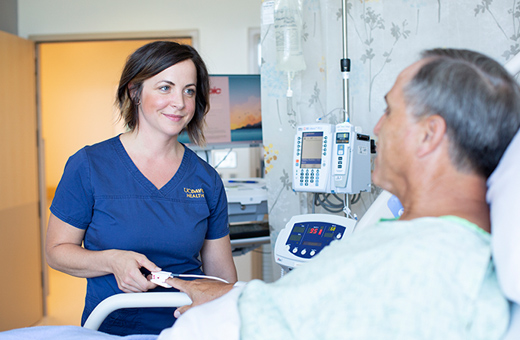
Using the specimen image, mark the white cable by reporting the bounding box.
[172,274,229,284]
[342,205,357,220]
[150,271,229,288]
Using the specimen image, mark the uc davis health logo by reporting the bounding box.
[184,187,205,198]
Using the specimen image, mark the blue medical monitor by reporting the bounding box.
[178,74,262,150]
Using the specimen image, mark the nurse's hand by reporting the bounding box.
[107,249,161,293]
[167,278,234,318]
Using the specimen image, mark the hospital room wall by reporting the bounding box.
[17,0,260,74]
[0,0,17,35]
[17,0,263,282]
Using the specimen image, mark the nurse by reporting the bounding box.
[45,41,237,336]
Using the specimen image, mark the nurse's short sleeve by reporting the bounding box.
[205,174,229,240]
[50,148,94,230]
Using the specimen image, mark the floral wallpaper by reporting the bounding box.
[260,0,516,278]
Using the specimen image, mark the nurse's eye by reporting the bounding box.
[159,85,171,92]
[184,88,196,97]
[383,107,390,116]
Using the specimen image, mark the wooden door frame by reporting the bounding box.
[30,30,199,48]
[0,30,42,330]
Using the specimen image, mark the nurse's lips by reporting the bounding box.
[163,114,183,122]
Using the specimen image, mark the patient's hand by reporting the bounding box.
[167,278,234,318]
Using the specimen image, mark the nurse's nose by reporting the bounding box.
[169,90,185,110]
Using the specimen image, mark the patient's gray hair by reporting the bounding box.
[403,48,520,178]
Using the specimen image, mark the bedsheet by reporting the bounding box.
[0,325,158,340]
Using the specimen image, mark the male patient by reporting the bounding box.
[160,48,520,339]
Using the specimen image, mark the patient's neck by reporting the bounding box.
[398,170,490,233]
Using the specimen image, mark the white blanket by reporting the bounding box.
[237,217,508,339]
[0,325,157,340]
[157,286,243,340]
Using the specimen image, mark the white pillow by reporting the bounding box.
[487,130,520,339]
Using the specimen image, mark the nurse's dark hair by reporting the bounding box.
[403,48,520,178]
[116,41,209,145]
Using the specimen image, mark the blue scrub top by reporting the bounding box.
[50,136,229,335]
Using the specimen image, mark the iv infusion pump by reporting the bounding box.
[293,123,371,194]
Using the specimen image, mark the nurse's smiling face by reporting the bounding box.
[137,59,198,138]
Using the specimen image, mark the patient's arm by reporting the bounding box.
[167,278,234,317]
[45,213,160,293]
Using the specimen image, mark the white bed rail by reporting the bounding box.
[83,292,192,330]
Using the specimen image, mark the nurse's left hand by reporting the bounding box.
[167,278,234,318]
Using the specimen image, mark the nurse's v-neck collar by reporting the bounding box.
[111,135,190,196]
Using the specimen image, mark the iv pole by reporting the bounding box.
[341,0,350,123]
[340,0,353,217]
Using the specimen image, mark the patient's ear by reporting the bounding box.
[416,115,446,157]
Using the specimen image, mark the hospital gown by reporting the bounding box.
[163,216,508,340]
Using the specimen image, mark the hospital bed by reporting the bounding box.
[0,293,192,339]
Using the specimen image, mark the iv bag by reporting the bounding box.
[274,0,306,73]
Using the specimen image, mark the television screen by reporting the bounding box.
[178,74,262,149]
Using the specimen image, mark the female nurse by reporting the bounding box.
[45,41,237,336]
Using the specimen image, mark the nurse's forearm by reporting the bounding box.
[47,245,161,292]
[46,244,119,278]
[45,213,159,292]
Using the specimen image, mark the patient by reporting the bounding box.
[159,48,520,339]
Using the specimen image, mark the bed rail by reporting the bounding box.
[83,292,191,330]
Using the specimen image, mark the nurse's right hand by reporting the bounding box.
[107,249,162,293]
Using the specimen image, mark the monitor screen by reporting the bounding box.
[178,74,262,149]
[300,131,323,169]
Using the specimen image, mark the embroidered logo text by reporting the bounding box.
[184,187,205,198]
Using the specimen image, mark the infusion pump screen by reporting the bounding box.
[301,132,324,168]
[336,132,350,144]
